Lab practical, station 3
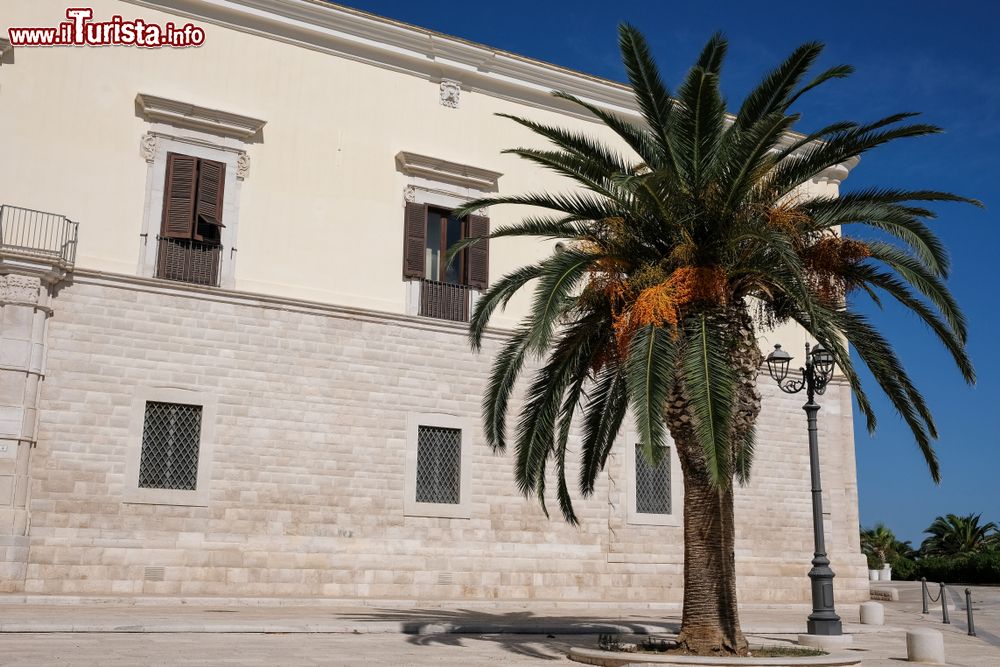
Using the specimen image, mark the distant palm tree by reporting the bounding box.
[860,523,913,568]
[455,25,978,655]
[920,514,998,557]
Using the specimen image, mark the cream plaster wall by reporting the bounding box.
[0,0,616,328]
[1,0,843,337]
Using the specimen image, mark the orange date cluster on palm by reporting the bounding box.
[802,235,871,304]
[602,266,730,352]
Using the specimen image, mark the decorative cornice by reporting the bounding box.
[135,93,267,140]
[121,0,652,118]
[395,151,502,192]
[125,0,856,182]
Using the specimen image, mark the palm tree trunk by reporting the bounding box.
[667,308,761,656]
[672,430,747,655]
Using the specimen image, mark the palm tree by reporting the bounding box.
[920,514,998,557]
[860,523,914,569]
[453,26,978,655]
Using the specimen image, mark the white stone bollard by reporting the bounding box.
[906,628,945,664]
[860,601,885,625]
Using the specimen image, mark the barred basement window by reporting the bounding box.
[635,443,671,515]
[415,425,461,504]
[138,401,203,491]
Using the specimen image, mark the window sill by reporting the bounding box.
[403,502,471,519]
[625,512,682,527]
[122,488,209,507]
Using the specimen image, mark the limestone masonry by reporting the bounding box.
[0,0,869,603]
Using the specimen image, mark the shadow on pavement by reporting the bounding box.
[339,607,679,660]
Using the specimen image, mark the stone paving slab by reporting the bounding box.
[0,585,997,665]
[0,599,878,636]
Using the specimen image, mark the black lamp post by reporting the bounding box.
[765,342,842,636]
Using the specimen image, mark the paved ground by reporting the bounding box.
[0,584,996,665]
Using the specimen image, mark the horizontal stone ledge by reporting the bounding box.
[568,646,861,667]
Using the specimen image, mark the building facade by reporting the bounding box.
[0,0,868,603]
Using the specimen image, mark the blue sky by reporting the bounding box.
[340,1,998,546]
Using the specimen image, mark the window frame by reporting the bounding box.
[404,413,472,519]
[138,126,245,289]
[123,386,217,507]
[624,428,683,527]
[403,188,485,318]
[425,206,468,285]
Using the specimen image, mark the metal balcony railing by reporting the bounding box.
[0,204,79,267]
[155,236,222,287]
[419,279,470,322]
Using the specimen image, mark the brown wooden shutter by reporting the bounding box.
[467,214,490,290]
[403,202,427,279]
[161,153,197,239]
[195,158,226,231]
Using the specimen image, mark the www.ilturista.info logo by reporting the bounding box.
[7,8,206,47]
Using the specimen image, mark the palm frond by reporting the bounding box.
[579,367,628,496]
[733,42,823,130]
[679,314,737,485]
[525,249,599,354]
[784,64,854,108]
[482,327,531,452]
[617,24,679,172]
[625,325,680,464]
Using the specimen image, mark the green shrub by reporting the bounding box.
[890,555,918,581]
[913,551,1000,584]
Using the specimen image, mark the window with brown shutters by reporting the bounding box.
[156,152,225,286]
[403,202,488,322]
[466,214,490,290]
[403,202,427,279]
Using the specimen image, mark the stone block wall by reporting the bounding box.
[19,273,868,603]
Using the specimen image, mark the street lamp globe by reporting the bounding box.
[765,344,793,383]
[811,343,835,382]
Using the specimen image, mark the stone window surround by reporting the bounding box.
[123,386,217,507]
[402,186,486,317]
[137,124,249,290]
[623,428,683,527]
[398,151,500,317]
[404,413,473,519]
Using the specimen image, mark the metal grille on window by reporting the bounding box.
[139,402,202,490]
[415,426,461,504]
[635,443,671,514]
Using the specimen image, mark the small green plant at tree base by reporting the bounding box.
[597,633,626,652]
[639,637,675,652]
[749,647,827,658]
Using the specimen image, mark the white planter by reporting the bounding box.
[869,569,881,581]
[879,565,892,581]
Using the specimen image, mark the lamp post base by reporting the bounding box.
[807,617,843,636]
[807,558,842,635]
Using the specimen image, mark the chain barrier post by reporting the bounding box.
[965,588,976,637]
[921,577,929,614]
[941,583,950,624]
